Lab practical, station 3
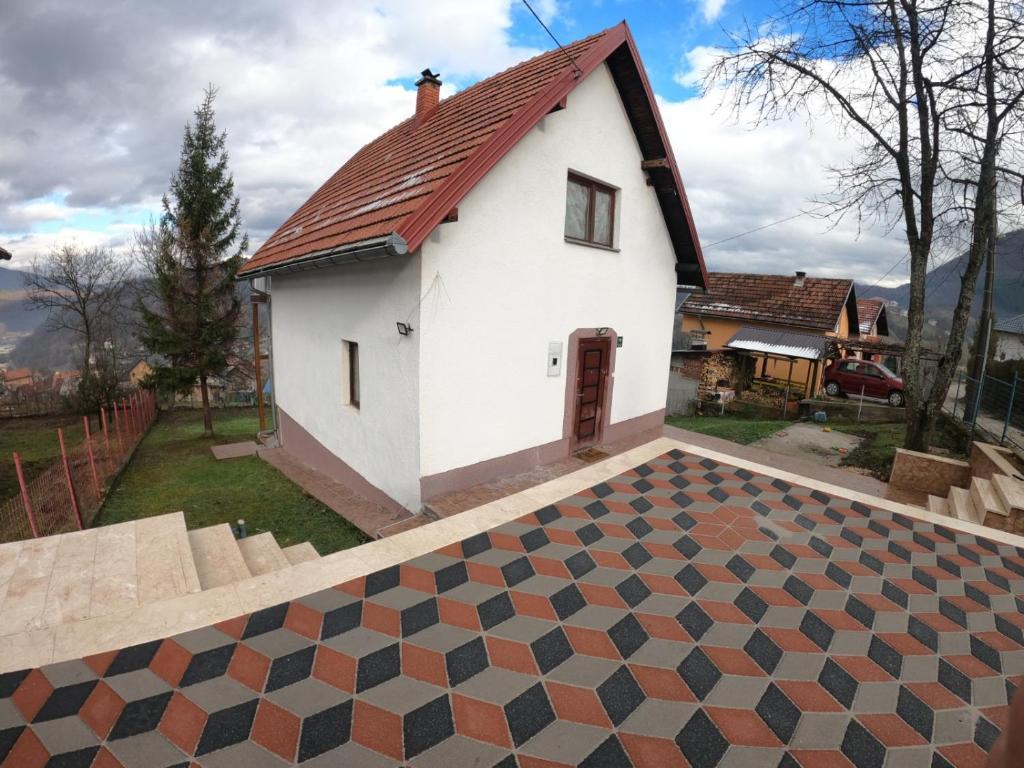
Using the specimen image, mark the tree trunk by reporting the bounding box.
[903,240,931,451]
[199,374,213,436]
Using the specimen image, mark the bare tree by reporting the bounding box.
[23,244,132,409]
[707,0,1024,450]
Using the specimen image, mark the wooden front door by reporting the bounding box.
[573,338,610,446]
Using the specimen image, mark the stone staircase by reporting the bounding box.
[0,512,319,636]
[927,472,1024,532]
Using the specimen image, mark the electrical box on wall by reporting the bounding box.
[547,342,563,377]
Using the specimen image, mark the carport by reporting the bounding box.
[724,326,833,414]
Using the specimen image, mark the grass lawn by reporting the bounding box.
[831,414,969,480]
[665,414,793,445]
[0,414,89,500]
[96,408,367,554]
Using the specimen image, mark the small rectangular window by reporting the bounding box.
[565,173,616,247]
[343,340,360,409]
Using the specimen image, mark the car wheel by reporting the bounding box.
[825,381,841,397]
[888,390,905,408]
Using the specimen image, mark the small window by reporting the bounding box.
[565,173,615,246]
[343,340,360,409]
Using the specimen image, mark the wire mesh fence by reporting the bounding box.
[945,371,1022,449]
[0,391,157,544]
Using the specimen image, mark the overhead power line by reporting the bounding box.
[702,205,831,249]
[520,0,583,78]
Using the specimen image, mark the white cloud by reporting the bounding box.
[701,0,727,23]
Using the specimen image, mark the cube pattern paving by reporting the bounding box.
[2,449,1023,767]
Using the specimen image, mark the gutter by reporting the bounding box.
[239,233,409,279]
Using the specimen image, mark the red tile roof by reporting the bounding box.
[856,299,885,335]
[683,273,856,332]
[239,22,706,286]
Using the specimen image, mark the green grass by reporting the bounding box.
[665,414,792,445]
[0,415,88,500]
[831,414,969,480]
[96,408,367,554]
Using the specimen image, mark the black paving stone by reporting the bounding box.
[734,587,768,623]
[677,647,721,701]
[868,636,903,678]
[401,598,440,638]
[321,601,363,639]
[477,592,516,631]
[504,683,556,747]
[675,709,728,768]
[596,666,645,726]
[109,691,174,741]
[356,643,401,692]
[33,681,98,723]
[446,637,489,686]
[105,641,162,677]
[241,602,289,639]
[676,601,713,641]
[550,583,586,620]
[725,555,754,582]
[896,686,933,741]
[404,694,454,759]
[607,614,649,659]
[621,542,653,569]
[565,550,596,579]
[298,701,352,762]
[434,562,469,593]
[756,683,801,743]
[364,566,401,597]
[819,658,858,709]
[840,718,886,768]
[501,557,535,588]
[615,574,651,608]
[799,611,835,651]
[530,627,574,674]
[744,629,783,674]
[675,564,708,595]
[461,533,492,558]
[265,645,316,692]
[520,528,550,553]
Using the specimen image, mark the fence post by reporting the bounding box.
[1003,372,1019,444]
[12,452,39,538]
[58,428,84,531]
[100,407,114,472]
[83,415,101,500]
[113,400,124,454]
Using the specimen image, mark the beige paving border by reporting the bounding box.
[3,436,1022,673]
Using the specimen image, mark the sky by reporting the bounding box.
[0,0,920,286]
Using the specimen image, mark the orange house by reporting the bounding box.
[680,271,859,396]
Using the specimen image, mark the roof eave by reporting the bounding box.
[238,233,408,278]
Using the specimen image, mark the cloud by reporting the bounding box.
[0,0,543,262]
[700,0,727,23]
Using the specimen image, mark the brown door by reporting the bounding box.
[573,338,610,447]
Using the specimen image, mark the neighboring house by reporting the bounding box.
[50,370,81,398]
[856,298,889,337]
[1,368,36,391]
[238,22,707,513]
[127,358,153,387]
[680,271,858,395]
[995,314,1024,361]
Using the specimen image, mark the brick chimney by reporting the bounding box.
[794,270,806,287]
[414,69,441,125]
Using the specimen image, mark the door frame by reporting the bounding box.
[562,328,618,451]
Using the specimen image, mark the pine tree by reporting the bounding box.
[139,86,247,435]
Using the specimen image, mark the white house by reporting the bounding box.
[995,314,1024,361]
[239,22,708,514]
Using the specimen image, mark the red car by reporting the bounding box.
[823,358,905,407]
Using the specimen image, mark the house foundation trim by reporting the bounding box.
[420,406,665,502]
[276,407,409,516]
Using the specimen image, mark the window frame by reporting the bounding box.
[343,339,360,410]
[565,172,617,248]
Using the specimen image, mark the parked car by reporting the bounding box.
[822,358,905,407]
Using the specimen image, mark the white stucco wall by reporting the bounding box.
[418,62,679,477]
[269,255,422,508]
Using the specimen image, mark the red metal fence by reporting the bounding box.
[1,391,157,543]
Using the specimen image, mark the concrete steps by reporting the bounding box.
[947,486,980,525]
[0,513,324,645]
[283,542,320,565]
[187,524,253,589]
[993,473,1024,515]
[927,495,949,517]
[970,477,1008,521]
[238,532,291,576]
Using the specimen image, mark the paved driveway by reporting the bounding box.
[1,448,1021,767]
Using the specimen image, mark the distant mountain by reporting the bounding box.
[856,229,1024,320]
[0,266,43,334]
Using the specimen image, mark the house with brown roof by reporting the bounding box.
[856,298,889,337]
[238,22,707,513]
[679,271,858,396]
[1,367,36,392]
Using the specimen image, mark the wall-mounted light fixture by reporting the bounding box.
[595,327,609,336]
[396,322,414,336]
